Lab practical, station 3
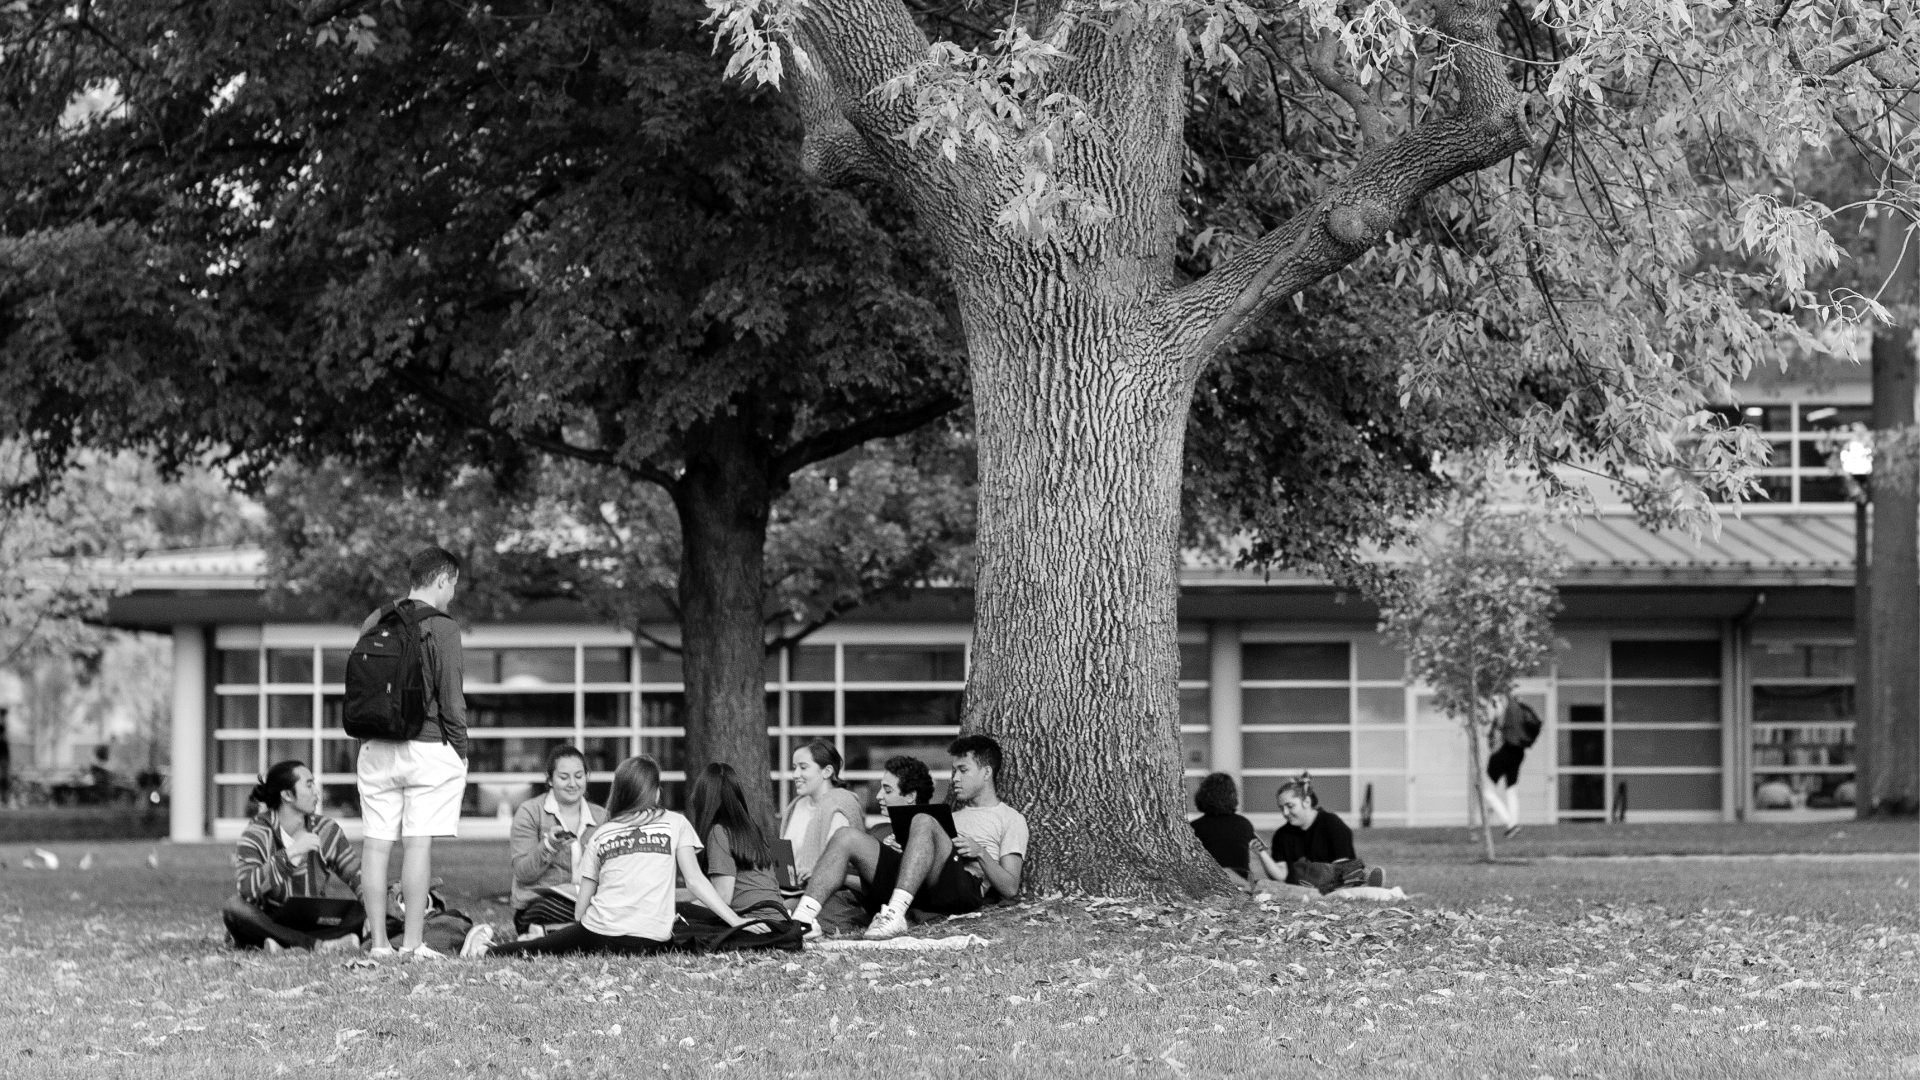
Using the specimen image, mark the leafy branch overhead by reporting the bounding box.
[706,0,1920,521]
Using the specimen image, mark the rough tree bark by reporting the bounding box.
[789,0,1529,892]
[674,410,778,821]
[1861,209,1920,817]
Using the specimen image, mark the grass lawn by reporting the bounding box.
[2,837,1916,1079]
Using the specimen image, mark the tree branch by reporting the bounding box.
[791,27,888,184]
[1307,31,1388,149]
[786,0,950,186]
[766,392,963,481]
[1164,0,1528,365]
[394,370,681,492]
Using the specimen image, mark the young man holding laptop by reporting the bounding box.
[790,734,1028,940]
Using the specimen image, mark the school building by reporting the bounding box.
[99,361,1892,841]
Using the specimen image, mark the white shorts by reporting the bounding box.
[357,740,467,841]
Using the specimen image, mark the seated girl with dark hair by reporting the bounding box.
[224,760,366,953]
[462,756,765,957]
[1188,772,1259,887]
[1250,777,1385,894]
[507,745,608,939]
[686,763,788,922]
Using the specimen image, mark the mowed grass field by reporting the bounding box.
[1,831,1916,1079]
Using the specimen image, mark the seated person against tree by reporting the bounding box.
[224,761,366,954]
[807,754,940,935]
[1251,778,1384,894]
[1188,771,1259,887]
[791,734,1027,941]
[687,762,789,922]
[507,745,607,939]
[463,755,761,957]
[869,754,936,845]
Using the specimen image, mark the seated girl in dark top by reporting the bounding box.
[1188,772,1259,886]
[1252,778,1384,893]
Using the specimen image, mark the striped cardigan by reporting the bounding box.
[233,813,363,907]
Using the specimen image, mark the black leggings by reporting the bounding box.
[487,922,671,957]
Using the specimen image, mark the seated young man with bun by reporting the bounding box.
[791,735,1027,941]
[224,761,366,953]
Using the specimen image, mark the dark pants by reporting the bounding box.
[223,897,364,951]
[487,922,671,958]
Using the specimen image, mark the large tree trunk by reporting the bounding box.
[784,0,1525,894]
[1861,329,1919,817]
[961,272,1227,896]
[674,411,777,822]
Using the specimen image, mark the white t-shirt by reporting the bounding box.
[953,803,1029,890]
[578,810,702,941]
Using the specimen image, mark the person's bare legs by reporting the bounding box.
[803,828,884,905]
[895,813,954,897]
[1481,781,1517,829]
[362,838,394,950]
[399,836,433,950]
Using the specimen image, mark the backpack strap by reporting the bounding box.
[392,600,452,745]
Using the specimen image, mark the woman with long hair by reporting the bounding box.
[224,760,366,953]
[686,763,785,920]
[778,740,867,888]
[464,756,761,957]
[506,745,608,938]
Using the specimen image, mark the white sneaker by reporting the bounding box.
[801,919,824,942]
[516,924,547,942]
[263,938,285,955]
[406,944,447,961]
[460,924,496,959]
[863,906,910,941]
[316,934,361,955]
[368,945,398,959]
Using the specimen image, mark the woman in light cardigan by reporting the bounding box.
[508,746,608,937]
[779,740,867,888]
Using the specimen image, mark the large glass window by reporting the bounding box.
[770,639,972,809]
[1709,402,1871,504]
[1556,638,1723,820]
[1238,638,1403,817]
[1750,640,1855,814]
[213,639,649,822]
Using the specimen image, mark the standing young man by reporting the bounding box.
[357,547,469,958]
[792,734,1027,941]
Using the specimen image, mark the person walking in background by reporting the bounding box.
[223,761,365,953]
[1483,695,1541,838]
[1188,772,1258,888]
[508,745,607,939]
[686,762,788,922]
[779,740,867,890]
[348,546,469,959]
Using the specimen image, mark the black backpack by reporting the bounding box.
[1512,701,1543,749]
[342,602,444,742]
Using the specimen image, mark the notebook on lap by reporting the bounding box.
[273,897,365,934]
[887,804,956,839]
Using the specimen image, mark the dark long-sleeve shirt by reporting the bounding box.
[1270,810,1357,874]
[359,600,467,757]
[233,812,362,906]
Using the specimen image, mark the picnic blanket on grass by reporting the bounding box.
[810,934,992,952]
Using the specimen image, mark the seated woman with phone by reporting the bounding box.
[507,745,608,938]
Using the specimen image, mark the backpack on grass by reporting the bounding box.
[342,601,445,742]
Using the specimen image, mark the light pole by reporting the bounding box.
[1841,435,1873,812]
